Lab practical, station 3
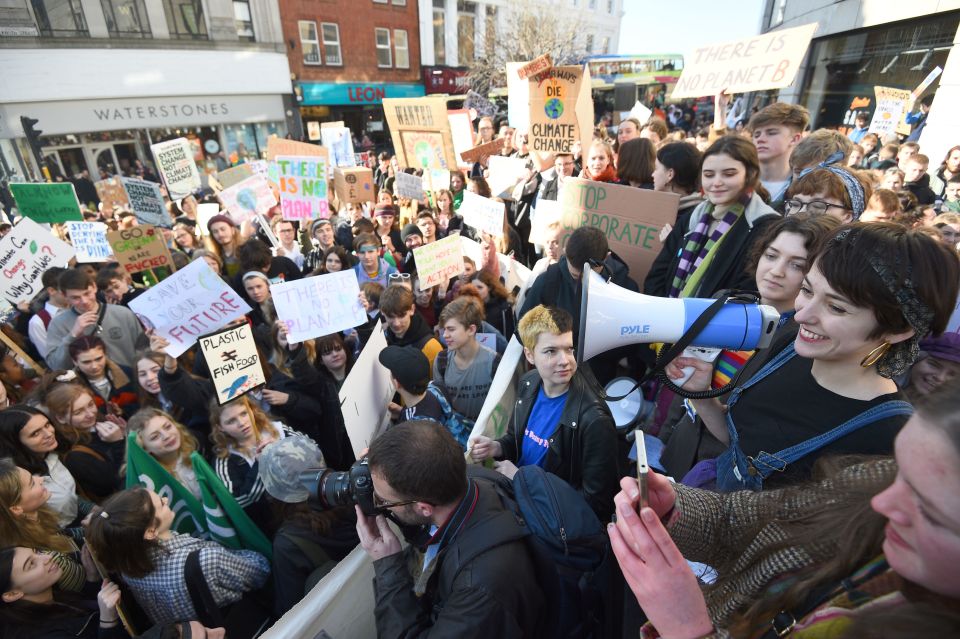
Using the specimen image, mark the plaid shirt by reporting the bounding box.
[123,532,270,625]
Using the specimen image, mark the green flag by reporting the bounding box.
[190,452,273,559]
[125,433,206,536]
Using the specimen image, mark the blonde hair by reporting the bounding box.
[44,383,96,446]
[0,458,74,553]
[126,408,198,473]
[208,396,279,459]
[518,305,573,351]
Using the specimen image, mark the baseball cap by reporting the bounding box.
[378,345,430,390]
[258,435,326,503]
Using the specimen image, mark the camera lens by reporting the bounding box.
[317,469,352,509]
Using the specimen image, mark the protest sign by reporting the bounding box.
[460,234,483,266]
[459,138,505,164]
[216,164,255,189]
[459,191,505,237]
[476,333,497,350]
[266,136,327,161]
[869,86,913,138]
[382,97,458,169]
[9,182,82,224]
[271,270,366,344]
[65,221,112,263]
[94,177,129,210]
[530,199,563,245]
[321,127,357,167]
[218,175,277,225]
[107,225,175,276]
[502,257,532,297]
[306,121,321,141]
[151,138,201,200]
[517,54,553,80]
[447,109,475,166]
[121,177,170,227]
[487,156,530,199]
[276,155,330,220]
[427,168,451,191]
[528,65,594,156]
[333,167,375,204]
[413,234,464,288]
[196,203,220,236]
[199,322,267,404]
[0,217,75,305]
[507,62,531,129]
[394,172,425,201]
[128,259,251,358]
[465,89,497,117]
[628,100,653,124]
[465,336,525,456]
[339,324,393,456]
[672,22,818,98]
[559,178,678,284]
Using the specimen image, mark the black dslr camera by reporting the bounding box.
[299,457,377,516]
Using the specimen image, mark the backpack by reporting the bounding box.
[458,465,612,639]
[423,384,474,449]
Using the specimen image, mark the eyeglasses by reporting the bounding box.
[373,491,420,510]
[389,272,411,282]
[783,199,849,216]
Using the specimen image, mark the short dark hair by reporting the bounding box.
[368,420,467,506]
[565,226,608,270]
[747,212,841,276]
[42,267,67,290]
[237,239,272,272]
[69,335,107,362]
[352,218,376,236]
[58,268,93,294]
[656,142,702,194]
[616,138,656,186]
[361,282,384,309]
[380,284,414,317]
[95,267,124,291]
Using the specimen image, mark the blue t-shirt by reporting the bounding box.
[519,387,568,468]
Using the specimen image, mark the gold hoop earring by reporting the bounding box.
[860,342,891,368]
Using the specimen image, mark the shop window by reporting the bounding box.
[100,0,150,37]
[31,0,88,37]
[394,29,409,69]
[163,0,207,39]
[457,0,475,62]
[433,0,446,64]
[234,1,254,41]
[376,28,392,67]
[322,23,342,66]
[299,20,321,65]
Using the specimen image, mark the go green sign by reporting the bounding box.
[10,183,83,224]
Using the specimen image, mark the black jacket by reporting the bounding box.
[496,369,618,520]
[484,297,515,340]
[371,477,544,638]
[905,173,937,206]
[643,194,705,297]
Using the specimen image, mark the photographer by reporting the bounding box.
[356,420,544,638]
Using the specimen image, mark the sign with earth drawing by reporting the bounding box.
[528,64,594,158]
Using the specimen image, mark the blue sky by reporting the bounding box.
[618,0,767,56]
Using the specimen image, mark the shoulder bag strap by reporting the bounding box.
[184,548,226,629]
[751,400,914,478]
[64,444,107,464]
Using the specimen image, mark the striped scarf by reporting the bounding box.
[668,196,748,298]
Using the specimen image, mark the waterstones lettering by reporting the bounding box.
[93,102,231,122]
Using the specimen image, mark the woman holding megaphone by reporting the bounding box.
[665,222,959,491]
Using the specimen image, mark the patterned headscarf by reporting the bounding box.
[798,151,866,220]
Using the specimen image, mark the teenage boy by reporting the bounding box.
[903,154,937,205]
[28,267,69,360]
[378,345,471,448]
[748,103,810,210]
[469,305,618,520]
[379,284,442,369]
[272,218,304,270]
[434,296,501,421]
[96,267,144,307]
[353,232,396,288]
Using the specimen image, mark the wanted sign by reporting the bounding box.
[199,322,267,404]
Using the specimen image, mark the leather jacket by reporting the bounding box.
[496,369,618,520]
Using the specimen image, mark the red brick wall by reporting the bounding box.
[279,0,422,83]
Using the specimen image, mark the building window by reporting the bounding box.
[770,0,786,27]
[233,1,254,41]
[457,0,476,62]
[433,0,446,64]
[601,36,610,54]
[321,22,342,66]
[373,0,387,3]
[394,29,409,68]
[589,0,597,9]
[607,0,614,13]
[31,0,88,37]
[99,0,150,37]
[163,0,207,39]
[376,27,392,67]
[392,0,407,5]
[585,33,593,53]
[299,21,321,65]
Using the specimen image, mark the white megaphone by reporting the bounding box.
[577,267,781,363]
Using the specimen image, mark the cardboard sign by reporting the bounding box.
[128,259,252,358]
[506,62,531,129]
[465,336,525,453]
[65,221,112,263]
[459,191,505,237]
[382,97,458,169]
[339,324,393,457]
[459,138,505,164]
[276,155,329,220]
[868,86,913,137]
[517,54,553,80]
[529,199,563,245]
[121,177,170,227]
[672,22,818,99]
[0,217,76,304]
[487,156,530,199]
[151,138,202,200]
[216,164,255,189]
[196,203,221,236]
[413,234,465,288]
[199,322,267,404]
[465,89,497,117]
[266,136,327,161]
[528,65,594,156]
[427,169,451,191]
[94,177,129,210]
[271,270,366,344]
[321,127,357,167]
[559,178,679,283]
[218,175,277,225]
[447,109,475,166]
[9,182,82,224]
[333,167,375,204]
[394,172,425,201]
[107,225,175,275]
